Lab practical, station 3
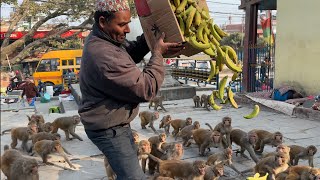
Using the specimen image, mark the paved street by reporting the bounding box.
[1,90,319,180]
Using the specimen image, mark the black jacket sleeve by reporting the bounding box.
[124,34,150,64]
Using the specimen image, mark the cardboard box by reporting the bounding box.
[138,0,208,58]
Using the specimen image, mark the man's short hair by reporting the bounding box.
[94,10,115,24]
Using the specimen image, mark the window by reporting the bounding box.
[68,59,74,65]
[62,60,67,66]
[76,57,81,65]
[36,59,59,72]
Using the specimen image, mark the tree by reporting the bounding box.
[1,0,137,65]
[220,32,244,50]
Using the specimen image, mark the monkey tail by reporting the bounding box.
[27,115,31,121]
[147,153,162,163]
[205,123,214,131]
[1,129,12,135]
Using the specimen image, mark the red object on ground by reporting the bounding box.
[61,89,71,94]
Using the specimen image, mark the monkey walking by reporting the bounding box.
[175,121,200,146]
[168,117,193,137]
[51,115,83,141]
[10,121,38,152]
[149,96,167,112]
[139,111,160,134]
[200,94,211,111]
[159,115,172,135]
[289,145,317,167]
[250,129,284,154]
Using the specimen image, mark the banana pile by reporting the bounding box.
[170,0,242,82]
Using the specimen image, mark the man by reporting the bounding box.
[78,0,184,179]
[22,77,38,105]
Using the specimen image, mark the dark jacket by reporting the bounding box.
[78,24,164,130]
[22,82,38,98]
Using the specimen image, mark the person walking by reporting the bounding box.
[78,0,184,179]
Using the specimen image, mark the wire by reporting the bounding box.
[206,1,240,6]
[210,11,244,16]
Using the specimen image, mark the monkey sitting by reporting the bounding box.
[250,129,283,154]
[282,166,320,180]
[168,117,193,137]
[34,140,76,169]
[193,95,200,108]
[10,121,38,152]
[206,148,242,175]
[51,115,83,141]
[159,115,172,135]
[1,145,39,180]
[289,145,317,167]
[204,162,224,180]
[263,144,291,159]
[139,111,159,134]
[149,96,167,112]
[175,121,200,146]
[206,116,233,148]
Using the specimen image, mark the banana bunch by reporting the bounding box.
[170,0,242,82]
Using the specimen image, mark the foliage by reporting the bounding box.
[220,32,244,50]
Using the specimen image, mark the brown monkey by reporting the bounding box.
[250,129,283,154]
[27,114,45,125]
[11,122,38,151]
[263,144,290,158]
[200,94,210,111]
[51,115,83,141]
[193,95,200,108]
[149,96,167,112]
[137,140,152,173]
[148,133,167,154]
[204,162,224,180]
[175,121,200,146]
[206,116,232,148]
[206,148,242,174]
[132,130,139,145]
[31,132,61,144]
[230,129,260,163]
[159,115,172,135]
[154,176,174,180]
[249,152,290,180]
[34,140,76,169]
[38,122,53,133]
[282,166,320,180]
[1,145,39,180]
[190,129,224,156]
[289,145,317,167]
[147,154,206,180]
[168,117,192,136]
[139,111,159,134]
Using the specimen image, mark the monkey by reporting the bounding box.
[159,115,172,135]
[132,130,140,146]
[147,154,206,180]
[149,96,167,112]
[1,145,39,180]
[193,95,200,108]
[200,94,211,111]
[205,116,232,148]
[153,176,174,180]
[10,122,38,151]
[279,166,320,180]
[288,145,317,167]
[250,129,283,154]
[175,121,200,146]
[242,152,290,180]
[27,114,45,125]
[189,129,225,156]
[149,133,167,154]
[292,106,311,118]
[51,115,83,141]
[34,140,76,169]
[139,111,160,134]
[263,144,291,159]
[31,132,61,144]
[168,117,192,136]
[38,122,53,133]
[204,162,224,180]
[206,148,242,175]
[137,140,152,173]
[230,129,260,163]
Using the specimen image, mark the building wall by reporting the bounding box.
[275,0,320,95]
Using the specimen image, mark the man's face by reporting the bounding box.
[99,10,131,43]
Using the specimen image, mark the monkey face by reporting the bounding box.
[30,124,38,134]
[273,132,283,145]
[154,112,160,119]
[222,117,231,126]
[73,115,81,124]
[211,131,221,143]
[139,141,151,153]
[53,133,61,140]
[307,145,317,156]
[276,145,290,154]
[248,133,258,145]
[214,163,224,176]
[186,118,192,126]
[159,134,166,142]
[225,148,232,159]
[275,153,288,166]
[175,143,183,154]
[193,160,206,175]
[193,121,200,129]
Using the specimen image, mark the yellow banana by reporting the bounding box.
[224,49,242,73]
[191,4,209,20]
[204,24,211,36]
[244,105,260,119]
[184,5,194,16]
[196,22,206,43]
[222,45,238,64]
[214,24,228,37]
[177,15,185,36]
[216,46,225,71]
[209,20,222,41]
[218,75,228,100]
[194,11,201,27]
[209,34,220,47]
[186,7,197,30]
[227,87,238,109]
[204,47,215,57]
[173,0,180,8]
[189,35,211,50]
[247,173,268,180]
[209,92,222,110]
[231,72,239,81]
[203,32,209,43]
[176,0,188,14]
[170,3,176,12]
[206,60,216,82]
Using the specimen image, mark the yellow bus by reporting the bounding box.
[33,49,82,86]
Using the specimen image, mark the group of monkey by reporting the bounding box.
[135,102,319,180]
[0,114,83,180]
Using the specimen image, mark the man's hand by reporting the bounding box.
[153,32,185,55]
